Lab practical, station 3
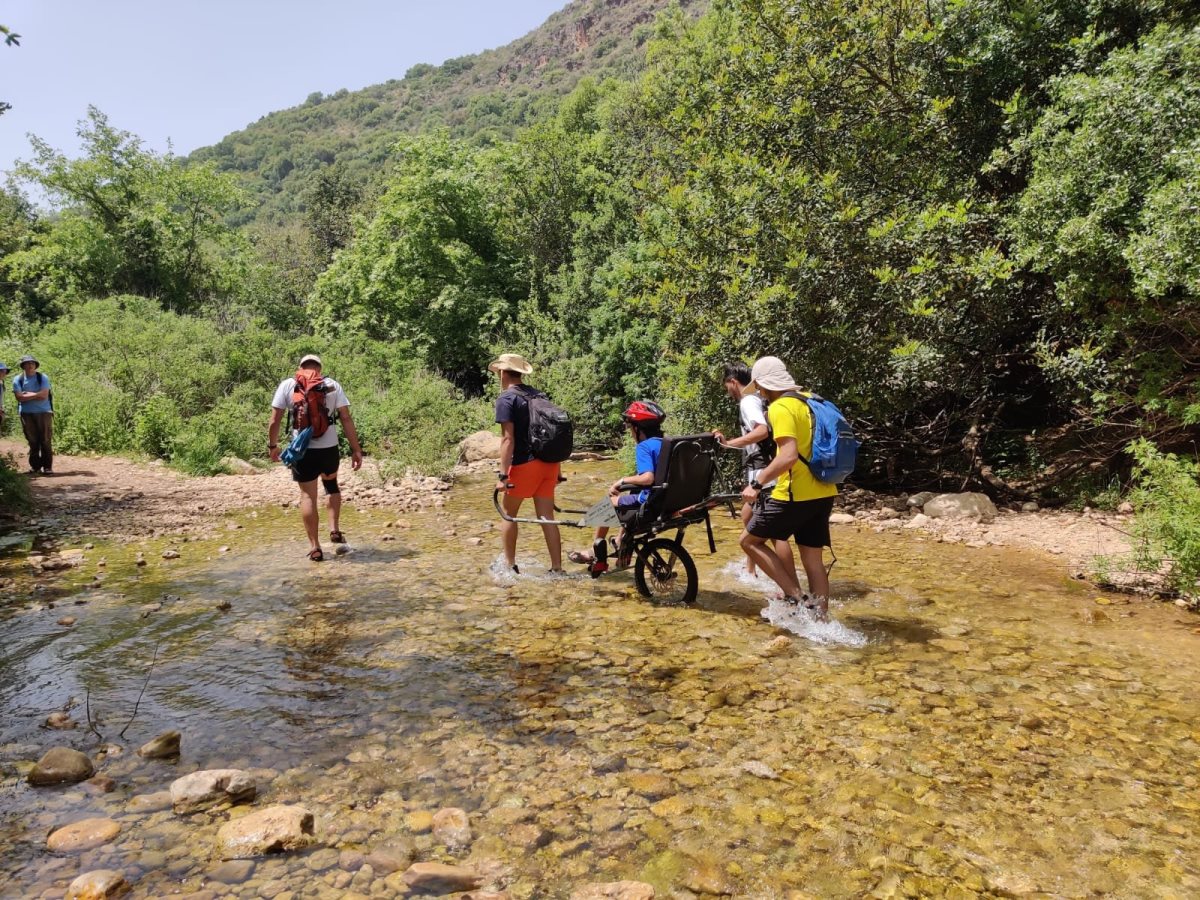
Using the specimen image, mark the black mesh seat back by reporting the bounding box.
[643,433,719,520]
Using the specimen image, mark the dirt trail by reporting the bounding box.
[0,440,448,540]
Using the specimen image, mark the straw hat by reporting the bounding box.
[487,353,533,375]
[742,356,799,396]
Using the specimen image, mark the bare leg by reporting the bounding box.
[532,495,562,571]
[740,503,757,575]
[798,545,829,599]
[501,493,524,568]
[298,479,321,553]
[740,530,802,598]
[774,539,797,589]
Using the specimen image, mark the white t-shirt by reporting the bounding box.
[271,376,349,450]
[739,394,775,485]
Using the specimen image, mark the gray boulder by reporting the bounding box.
[458,431,502,463]
[923,492,998,522]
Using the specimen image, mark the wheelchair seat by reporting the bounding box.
[624,433,720,533]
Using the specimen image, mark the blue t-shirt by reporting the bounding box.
[13,372,52,415]
[633,436,663,503]
[494,384,546,466]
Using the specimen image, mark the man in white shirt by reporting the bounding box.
[268,354,364,561]
[712,361,795,580]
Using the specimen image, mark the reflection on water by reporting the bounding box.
[1,462,1199,897]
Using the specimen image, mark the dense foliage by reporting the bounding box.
[4,0,1200,508]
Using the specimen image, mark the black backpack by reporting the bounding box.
[515,389,574,463]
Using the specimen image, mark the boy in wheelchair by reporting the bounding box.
[568,400,666,572]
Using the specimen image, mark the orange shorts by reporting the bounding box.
[507,459,561,500]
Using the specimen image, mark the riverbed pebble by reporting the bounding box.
[65,868,129,899]
[431,807,472,849]
[47,817,121,852]
[28,746,95,785]
[138,730,181,759]
[216,804,315,858]
[402,862,482,894]
[170,769,255,813]
[569,883,656,900]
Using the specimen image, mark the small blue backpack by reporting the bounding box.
[779,391,859,484]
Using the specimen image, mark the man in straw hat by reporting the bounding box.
[491,352,563,575]
[738,356,838,617]
[12,355,54,475]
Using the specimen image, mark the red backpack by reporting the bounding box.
[291,370,332,439]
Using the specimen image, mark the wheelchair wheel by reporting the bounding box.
[634,538,698,604]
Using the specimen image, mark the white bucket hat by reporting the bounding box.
[742,356,799,396]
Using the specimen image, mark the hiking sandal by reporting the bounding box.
[330,530,346,544]
[308,548,324,562]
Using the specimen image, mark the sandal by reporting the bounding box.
[330,530,346,544]
[567,550,594,565]
[308,548,324,562]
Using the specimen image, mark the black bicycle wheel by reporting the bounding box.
[634,537,698,604]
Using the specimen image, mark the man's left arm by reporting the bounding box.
[337,406,364,470]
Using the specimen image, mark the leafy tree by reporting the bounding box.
[1007,24,1200,442]
[5,108,248,318]
[0,23,19,117]
[310,136,518,386]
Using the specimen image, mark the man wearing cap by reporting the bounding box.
[0,361,9,435]
[269,354,364,562]
[12,355,54,475]
[738,356,838,617]
[491,352,563,574]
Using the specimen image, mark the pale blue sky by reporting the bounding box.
[0,0,568,178]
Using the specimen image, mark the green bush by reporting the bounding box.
[133,395,183,459]
[171,426,230,477]
[1128,439,1200,599]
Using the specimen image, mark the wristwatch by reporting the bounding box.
[750,479,763,491]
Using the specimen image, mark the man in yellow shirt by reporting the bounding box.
[738,356,838,617]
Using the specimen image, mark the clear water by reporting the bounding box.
[1,462,1198,898]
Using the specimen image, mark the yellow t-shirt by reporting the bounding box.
[767,395,839,502]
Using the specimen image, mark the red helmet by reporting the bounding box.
[621,400,666,424]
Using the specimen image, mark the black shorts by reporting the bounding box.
[291,445,340,484]
[747,496,835,548]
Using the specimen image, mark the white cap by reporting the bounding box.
[299,354,322,367]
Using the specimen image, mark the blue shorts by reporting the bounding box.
[616,494,642,508]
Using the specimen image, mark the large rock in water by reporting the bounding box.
[170,769,255,813]
[28,747,95,786]
[66,869,129,899]
[570,883,656,900]
[923,492,998,522]
[458,430,502,463]
[216,805,315,858]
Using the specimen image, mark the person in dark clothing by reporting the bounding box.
[12,355,53,475]
[491,352,562,575]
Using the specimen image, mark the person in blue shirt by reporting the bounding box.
[12,355,53,475]
[569,400,666,569]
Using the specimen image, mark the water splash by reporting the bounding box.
[759,596,870,646]
[488,554,578,584]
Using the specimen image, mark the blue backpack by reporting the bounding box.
[779,391,859,485]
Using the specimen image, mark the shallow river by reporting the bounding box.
[1,463,1199,898]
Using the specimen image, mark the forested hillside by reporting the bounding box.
[5,0,1200,587]
[190,0,706,227]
